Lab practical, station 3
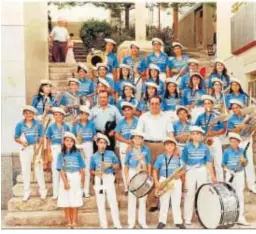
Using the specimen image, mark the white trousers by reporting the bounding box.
[127,169,147,227]
[240,137,256,189]
[94,174,121,228]
[80,142,93,195]
[226,170,245,220]
[51,144,61,197]
[210,137,224,182]
[119,142,129,192]
[20,145,46,195]
[159,177,183,225]
[184,166,208,223]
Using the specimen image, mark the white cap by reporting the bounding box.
[51,107,66,115]
[152,37,164,46]
[122,82,135,90]
[149,63,161,72]
[121,101,135,109]
[163,137,177,145]
[130,42,140,49]
[119,64,131,70]
[98,78,110,88]
[228,132,242,142]
[165,77,178,86]
[77,62,88,72]
[131,129,145,138]
[96,63,108,71]
[96,133,110,146]
[68,78,80,85]
[229,99,244,108]
[189,126,205,134]
[172,42,183,49]
[40,79,52,86]
[187,58,200,65]
[63,132,76,142]
[145,82,159,89]
[201,95,216,103]
[79,105,91,115]
[22,105,37,114]
[212,77,223,85]
[214,59,226,67]
[190,72,203,80]
[104,38,117,45]
[230,78,241,86]
[176,105,189,114]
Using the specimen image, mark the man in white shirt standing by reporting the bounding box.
[50,17,70,62]
[136,96,174,211]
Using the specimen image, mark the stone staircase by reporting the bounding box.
[4,170,256,228]
[73,41,87,63]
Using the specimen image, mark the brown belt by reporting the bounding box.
[144,140,162,143]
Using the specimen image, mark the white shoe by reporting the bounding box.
[84,193,91,198]
[237,218,250,226]
[40,190,47,200]
[22,192,31,201]
[115,224,122,229]
[185,221,192,225]
[51,195,58,200]
[128,224,135,229]
[139,224,148,229]
[248,185,256,194]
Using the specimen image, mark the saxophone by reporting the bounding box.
[76,130,86,159]
[132,146,147,173]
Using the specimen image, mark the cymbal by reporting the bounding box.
[241,106,255,116]
[213,114,229,123]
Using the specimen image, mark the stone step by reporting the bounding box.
[4,204,256,227]
[49,73,73,80]
[49,67,77,73]
[49,63,78,68]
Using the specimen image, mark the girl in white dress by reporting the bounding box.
[65,33,76,64]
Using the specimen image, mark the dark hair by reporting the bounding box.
[149,95,162,104]
[228,81,247,95]
[99,90,109,97]
[188,75,204,90]
[105,42,117,53]
[77,66,87,73]
[164,82,179,99]
[121,86,135,99]
[61,138,77,155]
[35,84,53,111]
[149,69,160,85]
[144,86,158,101]
[119,68,131,80]
[212,62,228,76]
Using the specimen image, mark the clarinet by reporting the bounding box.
[99,152,104,194]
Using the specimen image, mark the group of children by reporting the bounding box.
[14,38,256,228]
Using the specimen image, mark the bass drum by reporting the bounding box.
[195,182,239,229]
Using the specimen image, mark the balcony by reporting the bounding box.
[231,2,256,55]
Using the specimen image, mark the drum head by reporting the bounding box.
[196,184,222,229]
[129,171,148,192]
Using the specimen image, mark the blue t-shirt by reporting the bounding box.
[162,95,181,111]
[106,52,119,73]
[78,78,94,96]
[114,79,134,96]
[225,93,248,109]
[115,117,138,139]
[137,99,150,112]
[208,73,230,90]
[173,120,191,137]
[181,88,206,106]
[59,91,80,106]
[181,142,212,166]
[32,95,56,115]
[56,151,85,172]
[222,147,247,172]
[146,52,169,72]
[93,77,115,90]
[123,55,146,73]
[124,145,151,168]
[168,55,190,70]
[72,120,96,142]
[154,154,183,177]
[90,150,119,174]
[46,123,70,145]
[227,114,245,130]
[14,119,43,145]
[179,73,206,91]
[141,78,165,96]
[116,98,138,114]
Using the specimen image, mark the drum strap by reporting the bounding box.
[165,154,174,178]
[204,112,212,134]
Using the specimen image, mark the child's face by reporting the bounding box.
[150,69,158,78]
[164,142,176,152]
[23,111,34,121]
[53,112,64,122]
[80,112,89,121]
[189,63,198,72]
[69,82,79,92]
[213,82,222,92]
[173,46,182,55]
[98,67,107,77]
[178,110,188,120]
[78,70,87,78]
[132,136,143,145]
[231,104,241,115]
[124,86,133,97]
[97,139,107,151]
[204,100,213,111]
[64,137,75,149]
[153,43,161,52]
[122,68,129,77]
[192,76,200,86]
[231,82,240,92]
[191,131,203,142]
[42,84,52,95]
[147,86,156,97]
[230,138,240,148]
[105,43,114,52]
[167,83,176,94]
[216,63,224,72]
[131,45,139,55]
[123,107,133,118]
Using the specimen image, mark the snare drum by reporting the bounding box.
[195,182,239,229]
[128,171,154,198]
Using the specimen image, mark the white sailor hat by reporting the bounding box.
[131,129,145,138]
[77,62,88,72]
[152,38,164,46]
[79,105,91,115]
[201,95,216,103]
[190,72,203,80]
[187,58,200,65]
[96,63,109,71]
[149,63,161,72]
[130,42,140,49]
[40,79,52,86]
[96,133,110,146]
[176,105,189,114]
[211,77,223,85]
[165,77,178,86]
[145,82,159,89]
[172,42,183,49]
[68,78,80,85]
[230,78,242,86]
[63,132,77,142]
[122,82,135,91]
[229,99,244,108]
[98,78,110,88]
[189,126,205,134]
[228,132,242,142]
[119,64,131,70]
[22,105,37,114]
[163,137,177,145]
[214,59,226,67]
[104,38,117,45]
[51,107,66,115]
[121,101,135,110]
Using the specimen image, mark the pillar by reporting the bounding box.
[135,2,147,41]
